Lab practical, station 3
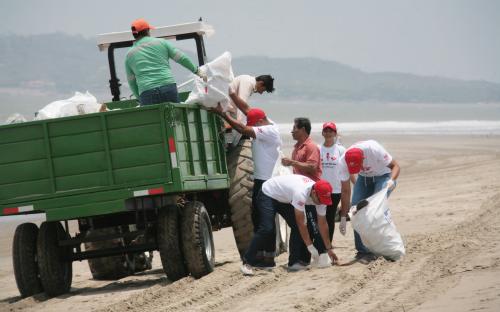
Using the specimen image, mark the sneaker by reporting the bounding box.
[240,263,254,276]
[287,262,310,272]
[312,253,331,268]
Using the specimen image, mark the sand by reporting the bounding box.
[1,134,499,312]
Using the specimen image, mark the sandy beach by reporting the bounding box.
[1,134,500,312]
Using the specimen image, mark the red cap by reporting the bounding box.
[313,180,333,205]
[322,122,337,132]
[131,19,155,34]
[345,147,364,174]
[246,108,266,126]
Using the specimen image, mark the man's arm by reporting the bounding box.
[281,158,317,175]
[317,214,339,263]
[387,159,400,180]
[125,61,139,99]
[340,180,351,217]
[294,209,313,246]
[229,91,250,115]
[212,105,255,138]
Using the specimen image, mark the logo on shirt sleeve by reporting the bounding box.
[258,128,263,133]
[297,201,305,207]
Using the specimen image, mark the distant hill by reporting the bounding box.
[1,32,500,105]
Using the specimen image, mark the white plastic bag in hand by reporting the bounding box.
[185,51,234,111]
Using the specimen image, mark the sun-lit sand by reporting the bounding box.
[1,134,500,312]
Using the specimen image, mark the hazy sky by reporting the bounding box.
[2,0,499,82]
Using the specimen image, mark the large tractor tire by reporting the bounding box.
[157,206,188,281]
[37,221,72,297]
[84,227,131,280]
[181,201,215,278]
[227,140,254,257]
[12,223,43,297]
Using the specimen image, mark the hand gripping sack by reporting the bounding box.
[349,187,405,260]
[184,51,234,111]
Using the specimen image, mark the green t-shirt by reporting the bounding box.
[125,36,198,98]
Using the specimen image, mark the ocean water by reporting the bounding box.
[276,120,500,136]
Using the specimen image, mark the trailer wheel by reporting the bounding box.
[84,227,131,280]
[157,206,188,281]
[227,140,255,257]
[181,201,215,278]
[13,223,43,297]
[37,221,72,297]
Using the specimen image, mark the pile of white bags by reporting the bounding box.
[184,51,234,111]
[34,91,103,120]
[349,187,405,260]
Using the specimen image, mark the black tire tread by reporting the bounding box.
[84,227,130,280]
[157,206,188,281]
[37,222,72,297]
[181,201,215,278]
[12,223,43,297]
[227,141,255,257]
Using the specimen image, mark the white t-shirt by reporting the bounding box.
[262,175,327,216]
[226,75,256,146]
[252,122,281,180]
[319,143,346,194]
[338,140,393,180]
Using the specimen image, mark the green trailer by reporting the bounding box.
[2,21,287,298]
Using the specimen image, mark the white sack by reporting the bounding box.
[349,187,405,260]
[35,91,102,120]
[272,150,293,177]
[184,51,234,111]
[5,113,28,124]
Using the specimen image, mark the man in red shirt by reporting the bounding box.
[282,118,328,265]
[282,117,322,181]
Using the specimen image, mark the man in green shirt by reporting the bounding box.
[125,19,203,105]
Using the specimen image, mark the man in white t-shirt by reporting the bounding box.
[337,140,401,260]
[225,74,275,146]
[240,175,339,275]
[212,104,281,266]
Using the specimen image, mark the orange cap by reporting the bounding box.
[131,18,155,34]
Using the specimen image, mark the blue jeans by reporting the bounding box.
[139,83,179,105]
[243,192,278,265]
[252,179,276,256]
[352,173,395,254]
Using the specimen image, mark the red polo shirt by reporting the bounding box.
[291,136,322,181]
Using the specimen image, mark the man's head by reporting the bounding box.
[311,179,333,205]
[255,75,275,94]
[345,147,364,174]
[246,108,268,127]
[131,18,155,39]
[322,122,337,140]
[292,117,311,141]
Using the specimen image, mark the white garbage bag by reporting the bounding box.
[272,150,292,177]
[349,187,405,260]
[34,91,103,120]
[184,51,234,111]
[5,113,28,124]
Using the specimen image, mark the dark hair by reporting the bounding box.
[256,75,275,93]
[294,117,311,135]
[132,29,149,40]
